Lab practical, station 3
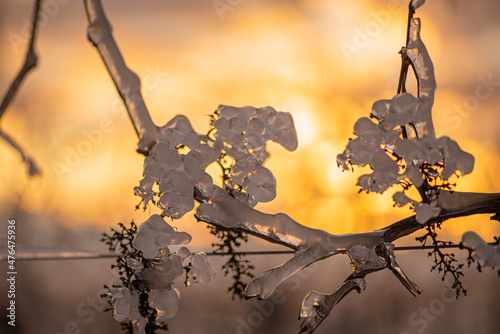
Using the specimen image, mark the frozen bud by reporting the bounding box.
[133,214,191,259]
[176,246,192,264]
[109,287,147,333]
[268,111,298,151]
[371,99,390,122]
[141,254,184,289]
[390,93,418,115]
[414,202,441,224]
[392,191,413,207]
[190,252,216,285]
[158,192,195,219]
[353,117,380,138]
[148,288,181,322]
[462,231,500,268]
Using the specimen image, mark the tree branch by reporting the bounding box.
[0,0,41,120]
[83,0,159,154]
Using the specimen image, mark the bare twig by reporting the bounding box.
[83,0,159,154]
[0,0,43,176]
[0,127,40,176]
[0,0,42,120]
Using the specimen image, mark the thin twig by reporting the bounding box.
[0,0,42,120]
[0,0,43,176]
[0,128,40,176]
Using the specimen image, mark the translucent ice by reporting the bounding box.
[148,288,181,322]
[189,252,216,285]
[462,231,500,267]
[132,215,191,259]
[414,202,441,224]
[109,287,147,333]
[140,254,184,289]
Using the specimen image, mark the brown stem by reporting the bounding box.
[0,0,41,120]
[383,191,500,242]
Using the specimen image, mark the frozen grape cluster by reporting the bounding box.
[134,115,219,219]
[337,92,474,224]
[107,215,216,333]
[461,231,500,268]
[135,105,297,219]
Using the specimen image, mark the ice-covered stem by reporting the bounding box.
[405,17,436,139]
[299,278,366,334]
[0,0,42,177]
[84,0,158,155]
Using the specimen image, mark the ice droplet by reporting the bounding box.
[462,231,500,267]
[109,287,147,333]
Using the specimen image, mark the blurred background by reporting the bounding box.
[1,0,500,333]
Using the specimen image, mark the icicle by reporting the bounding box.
[299,278,366,334]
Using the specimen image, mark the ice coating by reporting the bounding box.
[140,254,184,289]
[132,214,191,259]
[215,105,298,159]
[189,252,216,285]
[299,278,366,334]
[347,245,386,273]
[230,157,277,203]
[196,185,386,300]
[379,242,422,296]
[109,288,147,334]
[148,288,181,322]
[337,16,474,224]
[392,192,441,224]
[462,232,500,268]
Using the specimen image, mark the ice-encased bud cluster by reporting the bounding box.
[111,215,216,328]
[337,92,474,223]
[135,106,298,218]
[177,251,217,286]
[393,191,441,224]
[347,245,386,273]
[134,115,218,219]
[132,214,191,259]
[109,287,148,334]
[148,288,181,322]
[214,105,298,161]
[462,231,500,268]
[213,105,297,206]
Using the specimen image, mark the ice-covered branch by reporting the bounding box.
[0,0,42,177]
[196,186,388,299]
[84,0,158,154]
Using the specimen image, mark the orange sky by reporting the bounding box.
[1,0,500,246]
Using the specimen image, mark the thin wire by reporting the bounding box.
[0,244,482,261]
